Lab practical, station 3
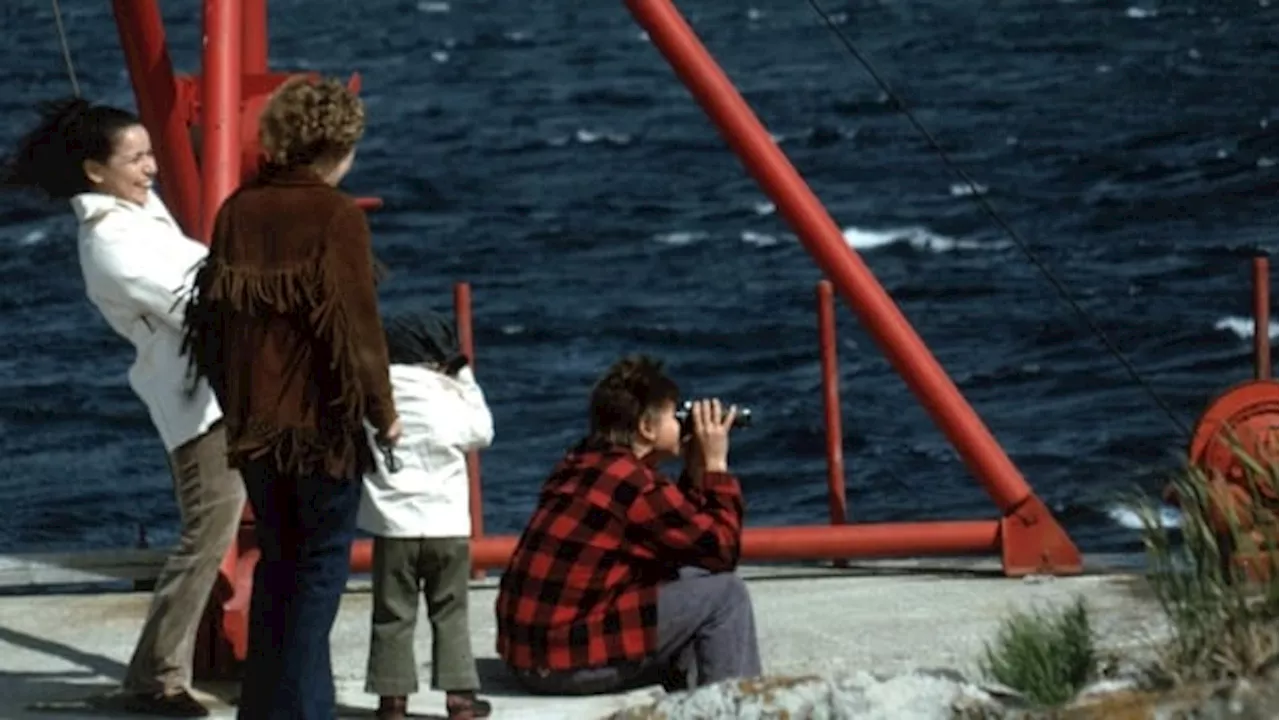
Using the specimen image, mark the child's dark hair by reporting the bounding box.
[0,97,141,200]
[587,355,680,447]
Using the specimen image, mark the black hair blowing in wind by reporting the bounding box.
[0,97,141,200]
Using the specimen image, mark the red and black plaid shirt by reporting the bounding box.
[495,443,744,671]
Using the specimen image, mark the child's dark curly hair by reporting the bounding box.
[586,355,681,448]
[258,75,364,169]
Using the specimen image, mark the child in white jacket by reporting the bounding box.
[358,309,494,720]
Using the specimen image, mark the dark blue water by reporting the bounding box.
[1,0,1276,554]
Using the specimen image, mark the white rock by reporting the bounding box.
[1077,677,1142,698]
[610,670,1004,720]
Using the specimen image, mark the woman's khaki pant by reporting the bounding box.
[122,424,245,695]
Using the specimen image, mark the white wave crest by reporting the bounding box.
[841,225,1008,253]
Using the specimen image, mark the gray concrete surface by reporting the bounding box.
[0,558,1163,720]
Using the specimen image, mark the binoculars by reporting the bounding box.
[675,399,753,435]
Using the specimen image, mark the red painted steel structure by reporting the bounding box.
[1185,257,1277,487]
[1174,257,1277,580]
[108,0,1091,677]
[1253,256,1271,381]
[242,0,268,76]
[817,281,849,568]
[200,0,243,241]
[622,0,1081,576]
[453,283,488,580]
[110,0,201,237]
[817,281,847,530]
[349,520,1003,573]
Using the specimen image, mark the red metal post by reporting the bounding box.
[740,521,999,560]
[817,281,848,569]
[1253,256,1271,380]
[242,0,269,75]
[200,0,244,241]
[349,520,1002,573]
[191,2,245,675]
[454,282,487,579]
[817,280,848,527]
[623,0,1079,574]
[110,0,202,238]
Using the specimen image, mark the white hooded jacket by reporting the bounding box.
[358,364,494,538]
[71,191,223,452]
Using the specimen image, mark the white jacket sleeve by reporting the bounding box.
[86,214,208,332]
[435,367,495,452]
[388,364,495,456]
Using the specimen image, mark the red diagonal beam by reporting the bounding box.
[622,0,1080,574]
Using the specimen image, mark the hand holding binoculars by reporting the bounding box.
[674,399,753,435]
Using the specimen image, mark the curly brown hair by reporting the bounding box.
[258,75,365,169]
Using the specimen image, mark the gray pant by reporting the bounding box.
[122,424,245,695]
[512,569,762,695]
[366,537,479,696]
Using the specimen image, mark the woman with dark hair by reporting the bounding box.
[1,98,245,718]
[181,75,401,720]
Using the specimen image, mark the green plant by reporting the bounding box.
[980,595,1096,706]
[1132,450,1279,684]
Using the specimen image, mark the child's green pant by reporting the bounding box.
[365,536,479,696]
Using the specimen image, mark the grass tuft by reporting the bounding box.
[980,595,1096,707]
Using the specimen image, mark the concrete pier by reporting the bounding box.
[0,556,1160,719]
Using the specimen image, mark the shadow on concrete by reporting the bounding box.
[473,657,540,697]
[0,623,237,719]
[739,552,1146,584]
[334,656,659,718]
[336,705,445,719]
[0,623,128,718]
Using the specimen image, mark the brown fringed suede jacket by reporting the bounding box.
[182,166,397,479]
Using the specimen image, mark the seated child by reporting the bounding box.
[494,354,761,696]
[358,308,495,720]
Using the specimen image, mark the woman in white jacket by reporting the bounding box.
[1,98,244,717]
[358,309,494,720]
